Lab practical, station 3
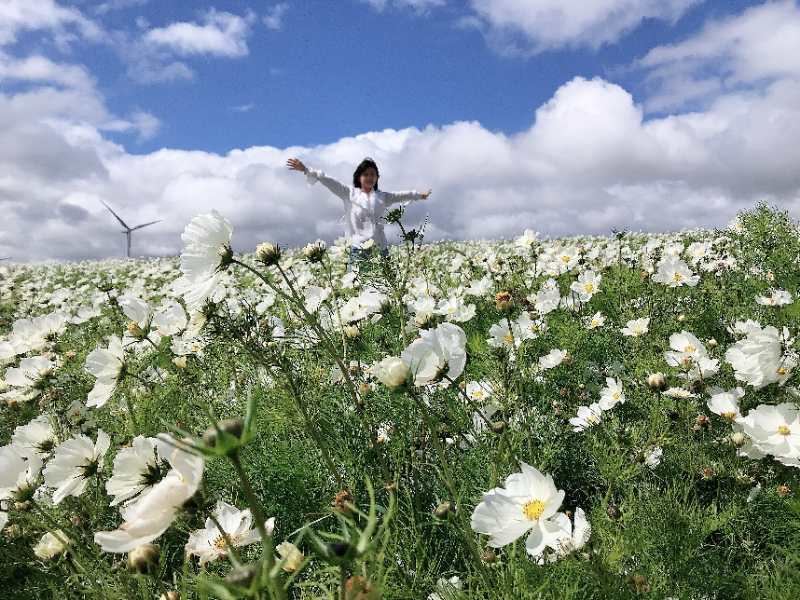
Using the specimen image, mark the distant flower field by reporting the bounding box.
[2,202,800,599]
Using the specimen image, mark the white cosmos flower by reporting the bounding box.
[756,289,793,307]
[466,380,494,403]
[177,210,234,312]
[11,415,57,459]
[570,270,601,302]
[94,436,204,553]
[651,256,700,287]
[621,317,649,337]
[400,322,467,386]
[536,507,591,563]
[569,403,603,432]
[664,331,707,369]
[538,349,568,371]
[487,319,521,350]
[662,387,698,399]
[0,444,43,502]
[43,430,111,504]
[151,300,188,337]
[725,324,797,389]
[84,336,125,408]
[185,500,274,566]
[598,378,625,411]
[105,435,174,507]
[1,355,55,405]
[583,311,606,329]
[33,530,70,560]
[734,403,800,468]
[706,386,745,421]
[644,446,663,469]
[529,279,560,315]
[471,462,567,557]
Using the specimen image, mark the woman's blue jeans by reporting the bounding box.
[348,245,389,272]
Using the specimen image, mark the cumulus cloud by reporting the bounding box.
[363,0,700,53]
[0,0,102,48]
[262,3,290,31]
[637,0,800,111]
[143,8,256,58]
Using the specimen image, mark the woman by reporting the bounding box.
[287,156,432,271]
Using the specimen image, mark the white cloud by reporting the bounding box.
[93,0,150,16]
[463,0,700,55]
[0,0,102,47]
[5,64,800,261]
[361,0,446,13]
[263,3,290,30]
[143,8,256,58]
[637,0,800,111]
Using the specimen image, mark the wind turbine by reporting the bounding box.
[99,200,161,258]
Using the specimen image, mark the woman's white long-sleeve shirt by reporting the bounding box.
[305,166,424,249]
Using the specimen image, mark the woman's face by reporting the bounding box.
[359,167,378,191]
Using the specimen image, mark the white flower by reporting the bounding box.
[756,289,793,307]
[515,311,549,341]
[644,447,663,469]
[516,229,540,249]
[621,317,649,337]
[470,462,566,557]
[33,530,70,560]
[84,336,125,408]
[0,444,42,501]
[11,415,57,459]
[598,377,625,411]
[428,575,463,600]
[276,541,304,573]
[487,319,520,350]
[466,380,494,403]
[664,331,707,369]
[734,403,800,468]
[569,403,603,432]
[372,356,409,389]
[538,349,568,371]
[105,435,175,507]
[94,436,204,553]
[1,355,55,405]
[706,386,744,421]
[542,507,591,561]
[151,300,188,337]
[725,323,796,389]
[401,322,467,386]
[435,296,476,323]
[529,279,560,315]
[583,311,606,329]
[570,270,601,302]
[651,256,700,287]
[662,387,698,398]
[185,500,273,566]
[43,430,111,504]
[177,210,234,311]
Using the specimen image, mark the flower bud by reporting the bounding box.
[433,501,455,519]
[128,543,160,575]
[276,541,304,573]
[677,313,686,322]
[202,417,244,453]
[481,548,497,563]
[730,431,747,447]
[343,324,360,339]
[606,504,621,520]
[172,356,187,369]
[646,372,667,391]
[706,337,718,349]
[495,291,513,311]
[255,242,281,266]
[490,420,508,434]
[373,356,409,389]
[302,240,327,262]
[160,592,180,600]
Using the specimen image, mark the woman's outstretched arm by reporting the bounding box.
[384,188,433,205]
[286,157,350,202]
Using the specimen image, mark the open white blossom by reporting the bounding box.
[471,462,567,557]
[598,378,625,411]
[621,317,649,337]
[43,430,111,504]
[725,324,797,389]
[84,336,126,408]
[401,322,467,386]
[185,500,273,565]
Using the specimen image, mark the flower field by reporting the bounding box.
[2,202,800,599]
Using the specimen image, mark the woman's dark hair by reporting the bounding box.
[353,157,379,190]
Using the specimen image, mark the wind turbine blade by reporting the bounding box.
[99,199,130,230]
[130,219,162,231]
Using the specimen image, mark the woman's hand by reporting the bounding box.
[420,189,432,200]
[286,157,307,173]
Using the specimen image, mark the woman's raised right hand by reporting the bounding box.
[286,157,307,173]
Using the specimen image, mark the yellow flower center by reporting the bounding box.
[583,283,594,293]
[213,535,229,550]
[684,344,696,353]
[673,272,684,282]
[777,424,791,436]
[503,333,514,344]
[612,391,621,400]
[777,367,788,375]
[522,499,546,521]
[561,255,571,263]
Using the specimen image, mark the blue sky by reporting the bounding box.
[2,0,800,260]
[17,0,756,152]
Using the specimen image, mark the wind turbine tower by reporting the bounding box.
[99,200,162,258]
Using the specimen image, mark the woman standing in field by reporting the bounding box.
[287,156,432,271]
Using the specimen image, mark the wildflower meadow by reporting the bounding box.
[2,202,800,599]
